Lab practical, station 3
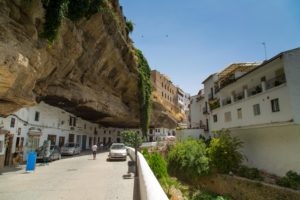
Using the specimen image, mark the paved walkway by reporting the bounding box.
[0,152,135,200]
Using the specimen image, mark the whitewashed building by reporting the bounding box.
[0,101,174,168]
[189,89,207,129]
[192,47,300,175]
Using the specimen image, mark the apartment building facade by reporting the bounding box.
[151,70,178,111]
[192,47,300,175]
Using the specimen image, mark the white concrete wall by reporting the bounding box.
[283,48,300,124]
[0,134,4,155]
[230,123,300,176]
[190,95,207,128]
[210,85,292,131]
[127,147,168,200]
[176,129,208,141]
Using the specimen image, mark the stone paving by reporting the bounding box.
[0,152,135,200]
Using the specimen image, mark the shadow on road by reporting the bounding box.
[0,166,23,175]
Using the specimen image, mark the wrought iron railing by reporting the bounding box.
[248,84,262,97]
[233,91,245,102]
[266,74,286,90]
[222,97,232,106]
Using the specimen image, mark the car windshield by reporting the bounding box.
[64,143,75,147]
[111,144,125,149]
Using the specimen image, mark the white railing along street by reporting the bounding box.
[127,147,168,200]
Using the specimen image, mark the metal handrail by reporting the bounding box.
[266,74,286,90]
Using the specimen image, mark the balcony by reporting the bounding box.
[266,74,286,90]
[209,100,220,111]
[222,97,232,106]
[233,91,245,102]
[248,84,262,97]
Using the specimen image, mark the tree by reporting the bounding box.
[207,129,244,173]
[121,130,142,148]
[167,139,209,179]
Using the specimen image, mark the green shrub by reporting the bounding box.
[146,152,168,179]
[207,130,244,173]
[67,0,90,21]
[41,0,68,43]
[121,131,142,148]
[191,190,233,200]
[167,139,209,179]
[126,20,134,33]
[237,166,263,181]
[276,170,300,190]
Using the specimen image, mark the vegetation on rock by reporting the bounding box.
[237,165,263,181]
[276,170,300,190]
[125,20,134,33]
[207,130,244,173]
[135,49,152,139]
[191,191,233,200]
[168,139,209,179]
[121,130,142,148]
[41,0,107,43]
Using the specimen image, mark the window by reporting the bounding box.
[10,118,15,128]
[69,116,76,126]
[237,108,242,119]
[224,112,232,122]
[271,98,280,112]
[162,92,163,97]
[253,104,261,116]
[34,111,40,121]
[213,114,218,123]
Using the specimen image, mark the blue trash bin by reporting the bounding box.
[26,151,37,172]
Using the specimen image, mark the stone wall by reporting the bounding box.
[196,174,300,200]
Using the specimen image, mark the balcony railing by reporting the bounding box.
[248,84,262,97]
[266,74,286,90]
[209,100,220,111]
[233,91,245,102]
[222,97,232,106]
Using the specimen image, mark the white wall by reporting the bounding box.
[0,134,4,155]
[230,123,300,176]
[210,85,292,131]
[176,129,208,141]
[284,48,300,124]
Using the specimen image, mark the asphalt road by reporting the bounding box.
[0,152,135,200]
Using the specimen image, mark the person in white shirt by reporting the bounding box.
[92,144,97,160]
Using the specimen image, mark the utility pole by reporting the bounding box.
[262,42,267,60]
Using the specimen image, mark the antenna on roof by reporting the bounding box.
[261,42,268,60]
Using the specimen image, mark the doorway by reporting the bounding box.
[4,134,13,166]
[59,136,65,147]
[117,138,121,143]
[103,137,106,145]
[82,135,87,150]
[47,135,57,145]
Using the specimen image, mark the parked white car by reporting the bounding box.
[108,143,127,161]
[61,143,81,156]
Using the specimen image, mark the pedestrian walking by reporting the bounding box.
[92,144,97,160]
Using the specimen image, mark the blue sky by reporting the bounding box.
[119,0,300,95]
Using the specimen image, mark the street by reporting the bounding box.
[0,152,135,200]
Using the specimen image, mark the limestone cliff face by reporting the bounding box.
[0,0,177,128]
